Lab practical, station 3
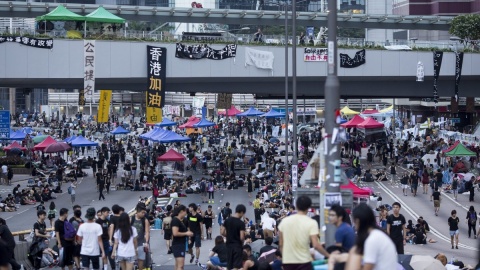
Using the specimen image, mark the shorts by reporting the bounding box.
[116,256,136,264]
[449,230,459,236]
[164,231,172,240]
[188,234,201,249]
[210,256,227,267]
[411,184,418,190]
[433,200,440,207]
[61,243,74,267]
[226,245,243,270]
[81,255,100,269]
[402,184,409,189]
[283,263,313,270]
[136,246,146,260]
[73,244,81,257]
[171,244,186,258]
[102,240,110,256]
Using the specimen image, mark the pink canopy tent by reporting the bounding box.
[362,109,380,114]
[341,180,371,197]
[442,141,459,153]
[340,115,364,128]
[3,141,27,151]
[218,106,242,116]
[179,118,200,128]
[357,118,384,129]
[157,149,186,161]
[33,136,57,151]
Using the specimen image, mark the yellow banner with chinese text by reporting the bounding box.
[97,90,112,123]
[146,92,162,125]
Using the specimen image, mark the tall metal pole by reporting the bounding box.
[291,0,298,194]
[324,0,341,247]
[284,4,289,169]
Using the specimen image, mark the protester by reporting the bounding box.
[386,202,406,254]
[448,210,460,249]
[112,213,138,270]
[221,204,247,270]
[76,207,106,270]
[329,204,355,251]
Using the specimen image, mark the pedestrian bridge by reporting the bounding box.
[0,39,479,98]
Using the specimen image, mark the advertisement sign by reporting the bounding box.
[0,110,10,139]
[97,90,112,123]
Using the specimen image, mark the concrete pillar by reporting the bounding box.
[25,93,31,112]
[9,88,16,113]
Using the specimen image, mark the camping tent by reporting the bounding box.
[341,180,371,197]
[444,143,476,157]
[340,115,364,128]
[33,136,57,151]
[156,132,191,143]
[193,118,215,128]
[110,126,130,135]
[361,109,380,115]
[379,105,393,113]
[157,149,187,161]
[70,136,98,147]
[340,106,360,116]
[3,141,26,151]
[140,128,166,140]
[218,106,242,116]
[237,107,264,117]
[442,141,459,153]
[155,118,178,127]
[85,7,125,23]
[357,118,385,129]
[64,136,77,143]
[179,118,200,128]
[36,5,85,21]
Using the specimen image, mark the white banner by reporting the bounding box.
[84,40,95,103]
[245,47,274,70]
[192,97,205,108]
[304,47,327,62]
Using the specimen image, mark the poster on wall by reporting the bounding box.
[84,40,95,104]
[304,48,327,62]
[146,46,167,108]
[175,43,237,60]
[0,36,53,49]
[339,49,365,68]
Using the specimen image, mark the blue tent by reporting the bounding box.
[237,107,264,117]
[70,136,98,147]
[141,128,168,141]
[154,118,177,127]
[193,118,215,128]
[110,126,130,135]
[157,131,191,143]
[9,130,27,140]
[261,109,285,118]
[21,127,33,134]
[64,135,77,143]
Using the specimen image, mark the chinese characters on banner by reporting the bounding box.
[304,48,328,62]
[147,46,166,108]
[216,93,233,109]
[146,105,162,125]
[97,90,112,123]
[0,36,53,49]
[340,49,366,68]
[175,43,236,60]
[84,40,95,104]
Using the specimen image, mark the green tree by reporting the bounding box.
[449,14,480,49]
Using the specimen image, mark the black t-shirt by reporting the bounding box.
[204,210,214,226]
[410,175,419,185]
[212,243,228,263]
[432,191,441,201]
[435,172,443,183]
[187,213,203,235]
[223,216,245,246]
[387,214,406,241]
[34,221,47,238]
[96,218,110,240]
[367,152,373,162]
[400,176,409,185]
[222,207,232,220]
[0,225,15,249]
[171,217,187,246]
[109,215,120,241]
[259,245,276,256]
[448,217,460,231]
[55,219,73,245]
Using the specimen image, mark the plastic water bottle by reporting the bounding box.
[450,256,455,264]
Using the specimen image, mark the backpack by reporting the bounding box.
[163,216,172,230]
[63,220,77,241]
[67,186,72,194]
[469,212,477,225]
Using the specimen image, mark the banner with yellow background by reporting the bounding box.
[97,90,112,123]
[146,92,162,125]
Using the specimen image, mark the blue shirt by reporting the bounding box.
[335,222,356,251]
[271,259,282,270]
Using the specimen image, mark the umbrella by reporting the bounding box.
[458,173,476,180]
[33,135,49,144]
[398,254,414,270]
[7,148,22,155]
[44,142,71,153]
[410,255,444,270]
[269,138,280,143]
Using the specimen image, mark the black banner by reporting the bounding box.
[454,52,464,102]
[182,32,223,43]
[78,89,85,106]
[0,36,53,49]
[340,49,365,68]
[433,51,443,104]
[175,43,237,60]
[147,46,167,108]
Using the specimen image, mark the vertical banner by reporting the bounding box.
[306,26,314,39]
[450,96,458,114]
[216,93,233,109]
[146,46,166,108]
[84,40,95,105]
[292,165,298,192]
[146,99,162,125]
[432,51,443,104]
[0,110,10,139]
[78,89,85,106]
[466,97,475,113]
[454,52,464,102]
[97,90,112,123]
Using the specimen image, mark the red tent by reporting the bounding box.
[157,149,186,161]
[362,109,379,114]
[33,136,57,151]
[340,115,364,128]
[218,106,242,116]
[357,118,384,129]
[3,141,27,151]
[442,141,459,153]
[179,118,200,128]
[341,180,371,197]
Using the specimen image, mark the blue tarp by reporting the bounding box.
[156,131,191,143]
[261,109,285,118]
[21,127,33,134]
[110,126,130,135]
[70,136,98,147]
[140,128,167,140]
[64,135,77,143]
[237,107,264,117]
[154,118,178,127]
[9,130,27,140]
[193,118,215,128]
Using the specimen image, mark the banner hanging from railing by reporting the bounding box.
[147,45,166,108]
[454,51,464,102]
[304,48,327,62]
[84,40,95,105]
[432,51,443,104]
[0,36,53,49]
[175,43,236,60]
[339,49,365,68]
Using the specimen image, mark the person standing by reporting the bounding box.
[0,218,20,270]
[400,173,409,196]
[204,205,215,240]
[171,205,193,270]
[96,207,111,270]
[451,174,459,200]
[386,202,407,254]
[48,202,57,228]
[108,204,124,270]
[409,171,419,197]
[69,181,77,204]
[69,209,84,270]
[1,164,7,185]
[131,204,150,270]
[278,196,329,270]
[162,209,173,254]
[247,178,253,198]
[467,176,475,202]
[221,204,246,270]
[55,208,75,270]
[207,180,215,204]
[328,205,356,251]
[6,167,13,186]
[431,187,441,216]
[187,203,204,264]
[76,208,106,270]
[98,173,106,201]
[448,210,460,249]
[466,206,477,239]
[111,213,138,270]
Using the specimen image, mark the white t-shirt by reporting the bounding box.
[2,165,7,174]
[77,222,103,256]
[70,184,76,195]
[114,227,138,257]
[262,217,276,231]
[363,229,398,270]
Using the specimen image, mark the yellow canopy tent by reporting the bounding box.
[340,106,360,116]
